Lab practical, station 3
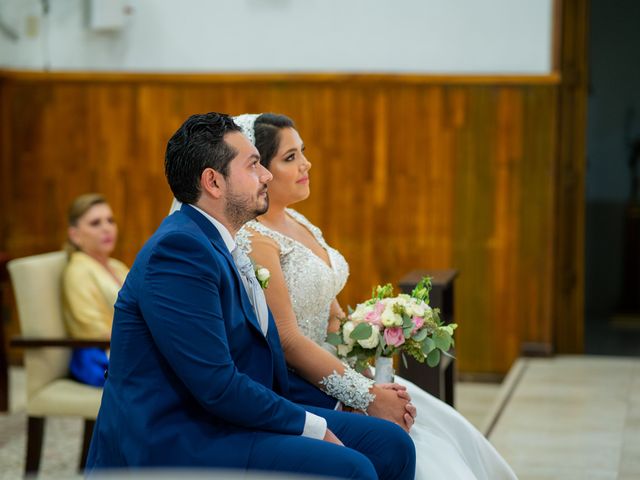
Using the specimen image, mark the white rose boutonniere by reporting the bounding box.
[254,265,271,289]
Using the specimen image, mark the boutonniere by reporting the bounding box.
[254,265,271,289]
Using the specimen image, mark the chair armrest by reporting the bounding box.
[10,336,110,349]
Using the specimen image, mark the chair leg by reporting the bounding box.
[25,416,44,476]
[79,419,95,472]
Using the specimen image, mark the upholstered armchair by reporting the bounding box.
[8,251,109,475]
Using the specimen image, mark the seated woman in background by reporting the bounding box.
[63,193,129,386]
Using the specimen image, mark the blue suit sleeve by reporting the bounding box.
[138,231,307,435]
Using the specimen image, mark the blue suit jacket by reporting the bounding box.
[86,204,311,470]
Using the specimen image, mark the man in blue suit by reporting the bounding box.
[86,112,415,479]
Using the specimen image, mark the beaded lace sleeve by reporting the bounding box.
[319,366,375,411]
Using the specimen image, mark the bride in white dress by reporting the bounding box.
[174,112,517,479]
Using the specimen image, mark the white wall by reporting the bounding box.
[0,0,553,73]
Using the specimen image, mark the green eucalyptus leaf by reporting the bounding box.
[421,337,436,355]
[326,332,343,346]
[433,333,452,352]
[350,323,373,340]
[427,348,441,367]
[413,328,428,342]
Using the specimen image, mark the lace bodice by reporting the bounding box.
[236,209,349,345]
[237,209,375,411]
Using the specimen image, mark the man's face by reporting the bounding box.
[222,131,273,228]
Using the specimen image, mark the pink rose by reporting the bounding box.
[384,327,405,347]
[411,315,424,334]
[365,301,385,326]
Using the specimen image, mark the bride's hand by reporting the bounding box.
[367,385,413,433]
[377,383,417,430]
[326,315,341,334]
[327,300,346,334]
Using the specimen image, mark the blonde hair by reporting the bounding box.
[64,193,108,255]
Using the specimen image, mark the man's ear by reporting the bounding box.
[200,167,224,199]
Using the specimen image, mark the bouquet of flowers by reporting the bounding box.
[326,277,457,381]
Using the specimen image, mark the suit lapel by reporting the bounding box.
[180,204,265,337]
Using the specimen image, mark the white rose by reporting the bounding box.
[256,267,270,282]
[349,304,367,322]
[337,343,354,356]
[357,327,380,349]
[381,305,403,327]
[406,301,425,318]
[342,321,356,345]
[397,294,411,303]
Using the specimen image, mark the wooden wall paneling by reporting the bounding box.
[553,0,588,354]
[130,84,178,260]
[492,87,523,369]
[519,86,558,348]
[0,77,13,376]
[316,84,373,307]
[452,86,497,372]
[0,78,10,251]
[0,72,565,373]
[434,86,457,266]
[448,85,559,372]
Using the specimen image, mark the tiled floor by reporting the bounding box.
[0,368,84,480]
[489,355,640,480]
[456,381,501,431]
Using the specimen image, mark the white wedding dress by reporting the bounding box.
[237,209,517,480]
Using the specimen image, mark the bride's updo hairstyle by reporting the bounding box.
[254,113,296,169]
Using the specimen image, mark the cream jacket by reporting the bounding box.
[62,251,129,339]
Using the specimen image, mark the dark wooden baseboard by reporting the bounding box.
[520,342,554,357]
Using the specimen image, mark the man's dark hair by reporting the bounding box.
[254,113,296,169]
[165,112,241,204]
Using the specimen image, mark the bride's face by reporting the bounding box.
[267,127,312,206]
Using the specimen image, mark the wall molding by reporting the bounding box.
[0,69,562,86]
